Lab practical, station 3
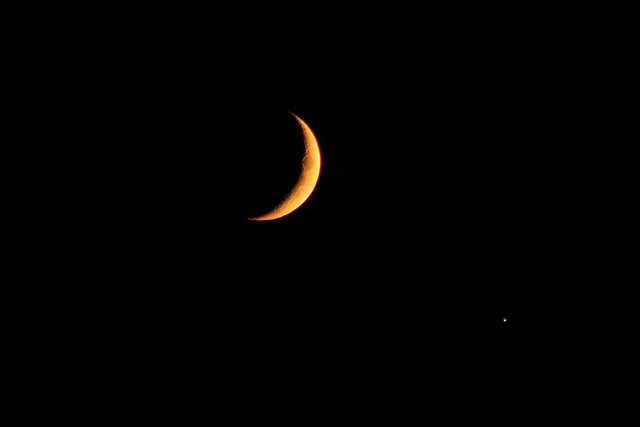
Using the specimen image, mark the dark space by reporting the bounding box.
[7,4,638,425]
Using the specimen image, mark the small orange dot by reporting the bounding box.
[502,317,508,323]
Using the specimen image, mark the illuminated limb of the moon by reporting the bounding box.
[248,112,321,221]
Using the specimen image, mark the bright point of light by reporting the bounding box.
[502,317,508,323]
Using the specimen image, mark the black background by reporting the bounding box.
[7,4,639,425]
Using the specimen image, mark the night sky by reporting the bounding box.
[8,4,638,424]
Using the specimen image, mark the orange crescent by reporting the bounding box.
[248,112,321,221]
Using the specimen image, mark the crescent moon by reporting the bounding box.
[248,112,321,221]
